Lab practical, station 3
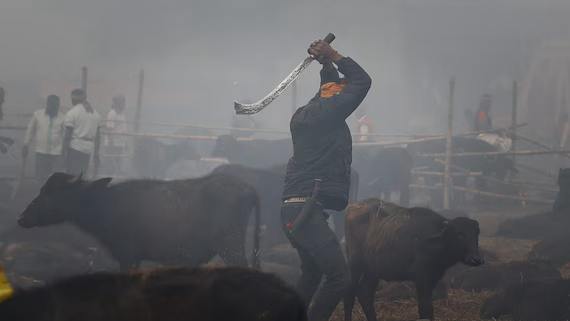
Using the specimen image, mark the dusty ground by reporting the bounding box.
[331,290,494,321]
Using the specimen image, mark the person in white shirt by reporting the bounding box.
[63,89,102,176]
[105,94,127,152]
[23,95,65,182]
[105,94,128,174]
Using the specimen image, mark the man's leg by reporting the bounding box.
[35,153,54,183]
[281,204,323,304]
[67,148,90,175]
[304,238,347,321]
[296,246,323,305]
[281,204,348,321]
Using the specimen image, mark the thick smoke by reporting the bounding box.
[1,0,570,133]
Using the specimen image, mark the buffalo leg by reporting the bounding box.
[219,231,248,267]
[357,274,379,321]
[415,277,436,320]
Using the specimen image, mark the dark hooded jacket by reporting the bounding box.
[283,57,371,211]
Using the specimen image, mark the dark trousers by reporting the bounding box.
[281,202,347,321]
[66,148,90,176]
[35,153,60,183]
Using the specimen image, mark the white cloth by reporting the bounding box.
[105,109,127,148]
[24,110,65,155]
[64,103,101,154]
[476,133,512,152]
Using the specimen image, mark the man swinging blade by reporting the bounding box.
[234,33,335,115]
[281,38,371,321]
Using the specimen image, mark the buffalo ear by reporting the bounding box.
[88,177,112,190]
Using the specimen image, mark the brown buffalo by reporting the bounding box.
[18,172,260,271]
[0,267,307,321]
[344,199,483,321]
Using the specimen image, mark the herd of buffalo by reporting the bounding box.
[0,135,568,321]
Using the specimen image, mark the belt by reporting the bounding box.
[283,197,309,204]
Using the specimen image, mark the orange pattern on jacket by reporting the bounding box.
[320,82,346,98]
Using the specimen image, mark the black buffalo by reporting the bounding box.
[132,138,201,179]
[211,135,292,168]
[448,260,560,292]
[481,279,570,321]
[18,172,260,271]
[407,136,517,206]
[344,199,483,321]
[0,267,307,321]
[407,136,516,179]
[529,234,570,267]
[352,146,412,206]
[496,212,570,240]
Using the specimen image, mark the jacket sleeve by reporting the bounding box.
[296,58,371,129]
[24,113,38,145]
[305,63,342,106]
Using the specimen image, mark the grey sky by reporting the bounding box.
[1,0,570,133]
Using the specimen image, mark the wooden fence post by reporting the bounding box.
[81,66,88,95]
[511,81,518,166]
[134,69,145,133]
[443,77,455,209]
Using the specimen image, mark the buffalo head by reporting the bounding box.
[18,172,112,228]
[418,209,483,267]
[445,217,483,266]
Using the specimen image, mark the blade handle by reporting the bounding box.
[323,33,336,44]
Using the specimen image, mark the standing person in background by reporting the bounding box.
[22,95,65,182]
[355,108,374,142]
[105,94,128,175]
[474,94,493,132]
[63,89,101,176]
[281,39,371,321]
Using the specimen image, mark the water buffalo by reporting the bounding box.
[352,146,412,206]
[496,212,570,240]
[132,138,201,179]
[529,235,570,267]
[448,260,560,292]
[0,267,307,321]
[481,279,570,321]
[212,164,285,247]
[18,172,260,271]
[211,135,292,168]
[344,198,483,321]
[407,136,517,206]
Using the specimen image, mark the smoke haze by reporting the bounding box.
[2,0,570,134]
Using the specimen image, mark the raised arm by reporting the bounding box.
[297,41,371,128]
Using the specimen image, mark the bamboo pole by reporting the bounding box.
[81,67,88,94]
[420,149,570,158]
[511,81,518,165]
[443,77,455,209]
[99,130,255,142]
[411,170,483,177]
[409,184,553,204]
[134,69,145,133]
